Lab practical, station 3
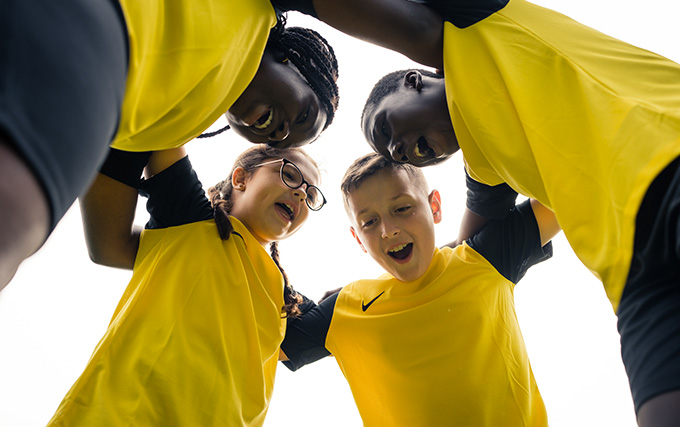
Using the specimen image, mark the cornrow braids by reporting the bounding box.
[207,144,319,317]
[270,241,303,318]
[270,16,340,130]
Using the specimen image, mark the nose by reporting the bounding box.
[388,140,408,163]
[292,184,308,203]
[268,121,290,141]
[381,220,400,239]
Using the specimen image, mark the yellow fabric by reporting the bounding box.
[48,218,285,426]
[111,0,277,151]
[443,0,680,310]
[327,246,547,427]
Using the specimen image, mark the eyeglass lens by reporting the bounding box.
[281,162,322,210]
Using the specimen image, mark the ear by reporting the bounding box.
[403,70,424,92]
[349,226,367,253]
[232,167,248,191]
[429,189,442,224]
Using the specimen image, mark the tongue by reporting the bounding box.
[389,243,412,260]
[275,203,292,220]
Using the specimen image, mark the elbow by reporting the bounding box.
[83,237,137,270]
[85,244,118,267]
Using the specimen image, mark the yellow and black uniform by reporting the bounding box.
[283,200,552,426]
[48,156,286,426]
[421,0,680,411]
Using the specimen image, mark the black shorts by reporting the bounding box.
[0,0,128,230]
[618,156,680,413]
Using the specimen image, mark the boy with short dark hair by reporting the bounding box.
[360,4,680,419]
[281,152,560,426]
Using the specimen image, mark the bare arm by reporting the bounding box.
[80,173,141,270]
[312,0,444,69]
[443,208,490,248]
[529,199,561,247]
[145,147,187,178]
[79,147,187,270]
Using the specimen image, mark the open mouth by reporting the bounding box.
[413,136,435,159]
[388,243,413,260]
[252,108,273,130]
[275,202,295,221]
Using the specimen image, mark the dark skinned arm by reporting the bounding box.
[79,147,187,270]
[79,173,141,270]
[443,208,489,248]
[312,0,444,69]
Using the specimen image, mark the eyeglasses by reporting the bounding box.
[253,158,327,211]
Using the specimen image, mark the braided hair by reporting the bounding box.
[270,16,340,130]
[199,16,340,139]
[207,145,317,317]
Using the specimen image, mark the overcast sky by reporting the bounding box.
[2,1,678,425]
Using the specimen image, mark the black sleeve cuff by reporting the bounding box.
[98,148,152,189]
[465,169,518,219]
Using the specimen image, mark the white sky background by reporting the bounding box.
[1,0,678,425]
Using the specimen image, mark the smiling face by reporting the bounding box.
[362,71,459,167]
[229,151,321,245]
[225,49,328,148]
[347,168,442,282]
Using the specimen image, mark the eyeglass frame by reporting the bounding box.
[251,158,327,211]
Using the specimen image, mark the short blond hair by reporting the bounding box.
[340,153,428,213]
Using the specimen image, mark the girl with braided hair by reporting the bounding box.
[48,144,325,426]
[1,0,444,292]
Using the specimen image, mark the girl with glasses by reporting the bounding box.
[48,145,323,426]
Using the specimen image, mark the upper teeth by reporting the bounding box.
[253,109,273,129]
[389,243,409,253]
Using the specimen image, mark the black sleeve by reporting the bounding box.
[98,148,152,189]
[467,199,552,284]
[281,292,338,371]
[270,0,318,18]
[408,0,509,28]
[138,156,213,230]
[465,169,518,220]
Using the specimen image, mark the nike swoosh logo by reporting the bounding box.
[361,291,385,312]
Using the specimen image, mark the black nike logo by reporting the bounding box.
[361,291,385,312]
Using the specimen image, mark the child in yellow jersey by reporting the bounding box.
[0,0,444,294]
[281,153,561,426]
[361,2,680,422]
[48,144,325,426]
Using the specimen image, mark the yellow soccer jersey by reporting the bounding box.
[48,218,285,426]
[111,0,277,151]
[328,246,547,427]
[283,201,550,426]
[442,0,680,309]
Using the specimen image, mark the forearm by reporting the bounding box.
[312,0,444,68]
[443,208,491,248]
[79,173,141,270]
